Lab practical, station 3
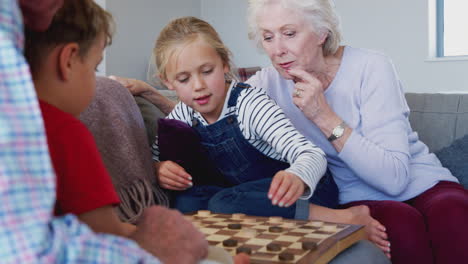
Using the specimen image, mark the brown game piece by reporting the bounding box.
[279,252,294,261]
[302,241,318,251]
[266,243,282,252]
[222,239,238,247]
[236,246,252,255]
[268,226,283,233]
[228,223,242,230]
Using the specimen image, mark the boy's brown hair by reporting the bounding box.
[24,0,114,75]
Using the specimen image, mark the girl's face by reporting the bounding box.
[162,37,229,124]
[257,2,326,80]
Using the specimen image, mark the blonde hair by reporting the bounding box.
[247,0,342,56]
[154,16,237,81]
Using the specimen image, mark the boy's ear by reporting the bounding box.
[57,43,80,81]
[160,75,175,90]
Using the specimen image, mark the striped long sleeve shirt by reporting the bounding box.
[152,81,327,198]
[0,1,159,262]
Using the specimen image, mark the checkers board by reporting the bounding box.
[186,210,365,264]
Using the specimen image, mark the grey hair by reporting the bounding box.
[247,0,342,56]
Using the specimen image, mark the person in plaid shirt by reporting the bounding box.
[0,0,212,263]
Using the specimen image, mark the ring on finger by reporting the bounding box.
[294,89,302,97]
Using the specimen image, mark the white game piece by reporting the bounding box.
[322,225,338,232]
[310,221,324,227]
[269,216,283,223]
[282,221,296,228]
[239,228,257,237]
[244,218,256,224]
[197,210,211,217]
[232,213,246,220]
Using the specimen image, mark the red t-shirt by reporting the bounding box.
[39,100,120,216]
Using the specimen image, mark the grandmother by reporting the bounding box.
[244,0,468,264]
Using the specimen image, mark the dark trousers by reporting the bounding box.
[172,172,338,219]
[342,181,468,264]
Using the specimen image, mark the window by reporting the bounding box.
[434,0,468,57]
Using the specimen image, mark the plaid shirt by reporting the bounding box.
[0,0,159,263]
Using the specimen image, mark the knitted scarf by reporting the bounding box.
[80,77,169,224]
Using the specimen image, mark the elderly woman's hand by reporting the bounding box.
[109,75,154,96]
[287,68,334,122]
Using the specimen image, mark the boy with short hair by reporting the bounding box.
[24,0,134,237]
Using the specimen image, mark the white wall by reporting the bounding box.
[106,1,468,93]
[201,0,270,68]
[200,0,468,93]
[335,0,468,93]
[106,0,201,81]
[95,0,106,76]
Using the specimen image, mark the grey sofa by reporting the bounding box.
[406,93,468,152]
[406,93,468,189]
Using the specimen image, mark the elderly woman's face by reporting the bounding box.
[257,3,325,80]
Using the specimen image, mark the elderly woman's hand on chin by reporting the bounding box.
[288,68,335,123]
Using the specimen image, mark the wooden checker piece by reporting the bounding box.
[266,242,282,252]
[223,239,238,247]
[228,223,242,230]
[187,211,365,264]
[302,241,318,251]
[268,226,283,233]
[236,246,252,255]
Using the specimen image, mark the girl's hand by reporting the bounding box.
[268,171,305,207]
[155,161,192,190]
[109,75,154,95]
[287,68,334,122]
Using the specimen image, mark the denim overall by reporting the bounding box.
[172,82,338,219]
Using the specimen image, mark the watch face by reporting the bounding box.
[333,126,345,137]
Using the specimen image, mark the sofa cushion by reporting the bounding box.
[456,94,468,139]
[435,134,468,189]
[405,93,468,152]
[134,95,165,145]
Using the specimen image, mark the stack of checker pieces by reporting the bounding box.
[186,210,365,264]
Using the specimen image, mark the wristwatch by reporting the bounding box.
[327,121,347,142]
